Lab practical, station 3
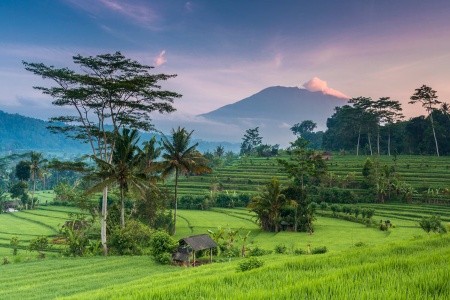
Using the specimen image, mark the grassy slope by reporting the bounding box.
[61,236,449,300]
[1,204,449,299]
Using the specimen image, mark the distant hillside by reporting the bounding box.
[199,86,346,145]
[0,110,239,155]
[0,110,87,154]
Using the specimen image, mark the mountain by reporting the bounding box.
[199,86,346,145]
[0,110,239,155]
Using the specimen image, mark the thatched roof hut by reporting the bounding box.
[173,234,217,266]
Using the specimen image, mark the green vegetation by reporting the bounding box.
[1,192,449,299]
[174,154,450,205]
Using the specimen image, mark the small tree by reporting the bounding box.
[28,236,50,259]
[240,127,263,155]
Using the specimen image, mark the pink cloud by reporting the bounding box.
[303,77,349,99]
[154,50,167,66]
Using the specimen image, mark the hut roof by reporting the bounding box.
[180,234,217,251]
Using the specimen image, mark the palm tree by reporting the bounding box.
[29,152,47,209]
[160,127,211,234]
[88,129,149,228]
[249,178,287,232]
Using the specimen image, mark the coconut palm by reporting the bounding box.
[88,128,149,228]
[160,127,211,234]
[249,178,287,232]
[29,152,47,208]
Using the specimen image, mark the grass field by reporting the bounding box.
[1,201,449,299]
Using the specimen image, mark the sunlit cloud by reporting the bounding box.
[154,50,167,67]
[303,77,349,99]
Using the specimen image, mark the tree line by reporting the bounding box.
[323,85,450,156]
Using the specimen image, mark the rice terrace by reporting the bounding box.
[2,1,450,299]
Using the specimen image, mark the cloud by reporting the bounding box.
[154,50,167,67]
[273,53,283,68]
[302,77,349,99]
[184,2,193,12]
[63,0,159,29]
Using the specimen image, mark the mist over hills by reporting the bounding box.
[0,85,347,154]
[0,110,239,155]
[198,86,346,145]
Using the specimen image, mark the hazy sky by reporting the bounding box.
[1,0,450,120]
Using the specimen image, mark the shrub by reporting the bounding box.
[237,257,264,272]
[109,220,153,255]
[248,246,272,257]
[274,244,287,254]
[155,253,173,265]
[28,236,50,259]
[354,242,367,247]
[2,257,10,265]
[419,215,447,234]
[10,236,19,256]
[330,204,342,216]
[60,214,92,257]
[294,248,307,255]
[353,207,361,218]
[311,246,327,254]
[150,230,177,264]
[319,201,328,210]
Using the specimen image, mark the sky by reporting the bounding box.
[1,0,450,139]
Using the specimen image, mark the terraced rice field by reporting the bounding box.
[174,154,450,204]
[1,201,449,299]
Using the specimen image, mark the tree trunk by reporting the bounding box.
[31,177,36,209]
[120,187,125,228]
[377,126,380,156]
[388,127,391,156]
[429,113,440,157]
[173,168,179,235]
[356,126,361,156]
[101,186,108,255]
[368,133,373,155]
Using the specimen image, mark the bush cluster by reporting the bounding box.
[318,187,356,204]
[237,257,264,272]
[150,230,178,264]
[109,220,153,255]
[419,215,447,234]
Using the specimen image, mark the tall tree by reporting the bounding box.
[372,97,403,156]
[29,152,47,208]
[441,102,450,122]
[240,127,263,155]
[24,52,181,254]
[409,85,441,156]
[161,127,211,234]
[348,97,376,155]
